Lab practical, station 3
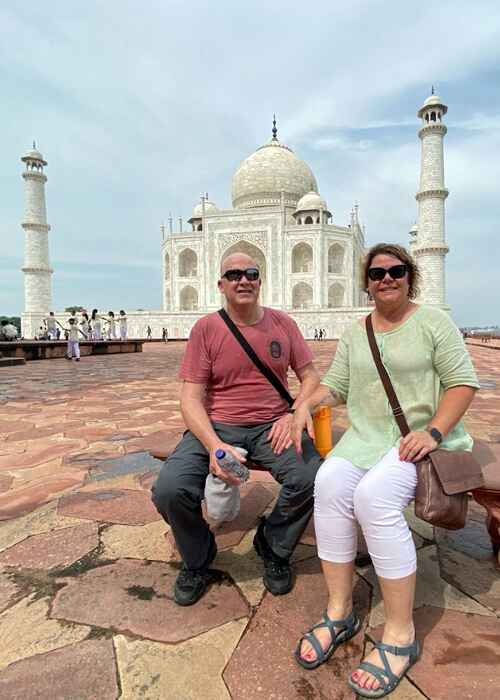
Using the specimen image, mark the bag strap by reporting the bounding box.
[365,314,411,437]
[218,308,294,407]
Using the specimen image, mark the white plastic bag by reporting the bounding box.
[204,446,247,523]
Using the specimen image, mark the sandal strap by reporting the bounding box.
[357,661,393,689]
[301,632,327,663]
[376,639,419,658]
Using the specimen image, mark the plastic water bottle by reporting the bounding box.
[204,446,248,524]
[215,447,249,482]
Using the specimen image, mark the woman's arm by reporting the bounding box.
[399,384,477,462]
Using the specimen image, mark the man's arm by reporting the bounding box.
[180,381,245,485]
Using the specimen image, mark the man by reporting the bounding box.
[152,253,322,606]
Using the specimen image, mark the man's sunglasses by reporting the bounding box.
[367,264,408,282]
[221,267,260,282]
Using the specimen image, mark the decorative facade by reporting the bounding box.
[21,92,449,339]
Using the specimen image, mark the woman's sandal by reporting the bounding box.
[347,639,420,698]
[294,610,361,670]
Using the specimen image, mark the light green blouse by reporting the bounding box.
[321,305,480,469]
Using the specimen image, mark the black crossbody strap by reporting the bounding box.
[365,314,411,437]
[218,308,294,407]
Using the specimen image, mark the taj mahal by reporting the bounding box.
[20,91,450,339]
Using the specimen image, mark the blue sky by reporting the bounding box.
[2,1,500,325]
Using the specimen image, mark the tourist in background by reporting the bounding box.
[91,309,103,341]
[106,311,117,340]
[146,325,152,340]
[0,320,18,341]
[63,317,86,361]
[291,243,479,698]
[119,310,128,340]
[44,312,57,340]
[80,312,90,339]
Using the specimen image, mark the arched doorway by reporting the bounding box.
[292,282,313,309]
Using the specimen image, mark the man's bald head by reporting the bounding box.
[220,253,257,277]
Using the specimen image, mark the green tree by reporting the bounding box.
[0,316,21,333]
[64,306,86,314]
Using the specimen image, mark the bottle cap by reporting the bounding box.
[215,449,226,459]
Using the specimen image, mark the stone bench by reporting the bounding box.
[143,428,500,564]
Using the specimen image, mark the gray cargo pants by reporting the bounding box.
[151,420,322,570]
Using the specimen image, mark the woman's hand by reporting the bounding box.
[267,414,293,455]
[399,430,438,463]
[290,405,315,455]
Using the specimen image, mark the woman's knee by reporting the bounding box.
[314,458,356,511]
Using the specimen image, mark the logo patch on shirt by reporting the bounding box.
[270,340,282,359]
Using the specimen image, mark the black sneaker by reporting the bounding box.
[253,519,293,596]
[174,537,217,606]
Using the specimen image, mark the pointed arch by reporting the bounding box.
[292,242,313,273]
[178,248,197,277]
[164,288,171,311]
[328,283,344,308]
[179,285,198,311]
[164,252,170,280]
[292,282,313,309]
[328,243,344,274]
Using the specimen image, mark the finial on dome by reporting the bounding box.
[272,114,278,140]
[431,85,435,95]
[33,140,36,149]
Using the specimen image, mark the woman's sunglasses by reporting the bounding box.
[368,264,407,282]
[221,267,260,282]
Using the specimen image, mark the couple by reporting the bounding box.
[152,245,478,698]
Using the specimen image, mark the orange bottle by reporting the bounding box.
[313,405,333,458]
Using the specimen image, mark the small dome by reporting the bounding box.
[232,137,318,209]
[417,93,447,119]
[295,191,328,213]
[192,200,218,218]
[21,146,47,165]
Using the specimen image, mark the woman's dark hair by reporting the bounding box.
[91,309,98,320]
[120,309,125,315]
[363,243,421,300]
[82,312,89,321]
[108,311,114,317]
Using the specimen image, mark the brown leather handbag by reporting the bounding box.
[366,315,484,530]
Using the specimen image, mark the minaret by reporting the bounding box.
[414,89,449,306]
[408,223,418,257]
[21,144,53,334]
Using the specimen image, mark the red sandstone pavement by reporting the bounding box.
[0,341,498,699]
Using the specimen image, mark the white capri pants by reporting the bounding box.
[314,447,417,579]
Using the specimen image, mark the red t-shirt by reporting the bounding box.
[179,308,313,424]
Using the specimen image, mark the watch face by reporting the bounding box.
[430,428,442,443]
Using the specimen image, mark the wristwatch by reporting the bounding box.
[426,427,443,444]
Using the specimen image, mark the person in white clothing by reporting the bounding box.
[44,312,57,340]
[91,309,103,341]
[80,312,91,339]
[107,311,117,340]
[64,318,85,361]
[119,310,127,340]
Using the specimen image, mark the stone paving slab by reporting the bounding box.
[115,619,247,700]
[0,638,119,700]
[52,558,250,643]
[58,488,161,525]
[0,595,90,671]
[0,522,99,570]
[224,557,370,699]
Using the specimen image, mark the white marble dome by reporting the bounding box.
[192,200,218,217]
[232,138,318,209]
[295,191,328,213]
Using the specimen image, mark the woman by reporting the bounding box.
[291,243,479,698]
[91,309,103,341]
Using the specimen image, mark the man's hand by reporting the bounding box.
[290,405,315,455]
[267,413,294,455]
[208,442,246,486]
[399,430,438,463]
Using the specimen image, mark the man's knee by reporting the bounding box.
[151,460,200,515]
